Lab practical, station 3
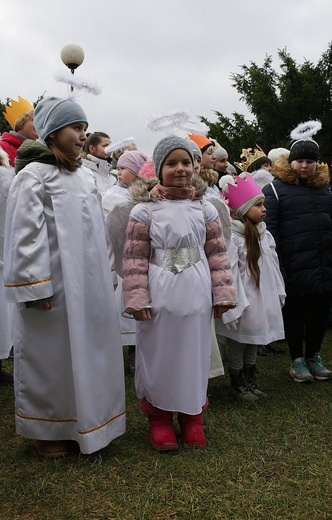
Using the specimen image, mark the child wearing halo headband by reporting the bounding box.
[263,120,332,384]
[122,136,236,451]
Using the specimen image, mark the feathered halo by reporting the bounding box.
[104,137,136,155]
[290,120,322,141]
[54,69,102,96]
[147,109,209,135]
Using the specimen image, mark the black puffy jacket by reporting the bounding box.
[262,156,332,295]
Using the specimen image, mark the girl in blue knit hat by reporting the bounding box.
[3,96,126,458]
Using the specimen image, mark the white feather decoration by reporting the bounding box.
[104,137,136,154]
[54,69,102,96]
[290,120,322,141]
[178,119,209,135]
[147,109,191,133]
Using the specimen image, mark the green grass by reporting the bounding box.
[1,334,332,520]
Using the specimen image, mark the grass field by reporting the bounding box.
[1,334,332,520]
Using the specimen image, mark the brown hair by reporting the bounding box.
[83,131,109,155]
[14,110,34,132]
[46,137,79,173]
[230,210,262,288]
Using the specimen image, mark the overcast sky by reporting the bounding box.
[1,0,332,156]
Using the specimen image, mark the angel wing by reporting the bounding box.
[205,195,232,249]
[105,200,135,278]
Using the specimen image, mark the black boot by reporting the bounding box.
[228,368,258,402]
[243,364,268,398]
[0,360,13,386]
[127,345,135,376]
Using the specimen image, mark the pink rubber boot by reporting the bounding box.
[139,398,179,451]
[178,398,208,448]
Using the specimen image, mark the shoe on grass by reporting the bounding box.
[33,439,69,459]
[0,368,13,385]
[306,353,332,381]
[290,357,314,383]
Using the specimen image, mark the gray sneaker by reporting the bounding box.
[306,353,332,381]
[290,357,314,383]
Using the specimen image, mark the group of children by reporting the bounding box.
[2,96,332,458]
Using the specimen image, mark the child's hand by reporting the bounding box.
[132,309,152,321]
[214,304,233,319]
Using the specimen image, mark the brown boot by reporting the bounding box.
[33,440,69,459]
[139,398,179,451]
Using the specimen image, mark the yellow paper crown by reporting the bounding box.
[234,145,266,172]
[4,96,34,129]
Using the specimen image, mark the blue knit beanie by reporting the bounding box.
[34,96,88,140]
[152,136,194,179]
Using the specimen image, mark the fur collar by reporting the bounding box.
[273,155,329,188]
[128,173,207,204]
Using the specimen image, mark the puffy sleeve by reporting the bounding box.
[4,167,54,303]
[204,209,237,306]
[122,206,151,313]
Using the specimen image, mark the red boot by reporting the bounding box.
[139,398,179,451]
[178,399,208,448]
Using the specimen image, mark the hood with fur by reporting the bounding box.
[273,155,329,188]
[128,173,207,204]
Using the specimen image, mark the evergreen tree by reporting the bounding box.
[202,43,332,165]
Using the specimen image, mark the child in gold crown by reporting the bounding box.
[217,175,286,400]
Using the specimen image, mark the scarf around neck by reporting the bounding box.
[231,219,266,238]
[150,183,198,200]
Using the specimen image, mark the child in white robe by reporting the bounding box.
[103,150,147,373]
[122,136,236,451]
[3,96,126,458]
[217,175,285,400]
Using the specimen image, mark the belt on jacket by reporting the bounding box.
[149,246,201,274]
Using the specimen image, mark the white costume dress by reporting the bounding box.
[103,184,136,346]
[216,221,285,344]
[124,199,232,415]
[82,154,116,196]
[0,165,15,359]
[4,162,125,454]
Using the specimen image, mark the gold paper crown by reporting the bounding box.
[234,145,266,172]
[4,96,34,129]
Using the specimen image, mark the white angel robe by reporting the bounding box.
[103,184,136,346]
[128,200,219,415]
[216,221,285,344]
[0,166,15,359]
[4,162,126,454]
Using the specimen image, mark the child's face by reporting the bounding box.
[89,137,111,159]
[214,155,228,172]
[246,197,266,224]
[161,149,193,187]
[117,167,137,186]
[290,159,317,180]
[201,145,216,169]
[193,155,201,174]
[52,123,87,159]
[260,162,272,172]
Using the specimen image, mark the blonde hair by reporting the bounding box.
[199,166,218,187]
[14,110,34,132]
